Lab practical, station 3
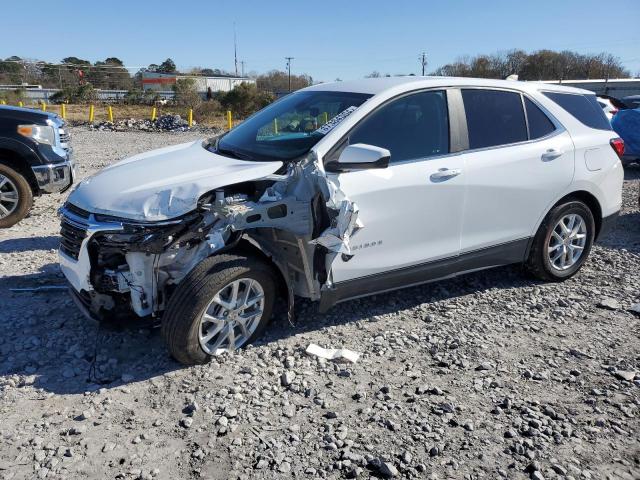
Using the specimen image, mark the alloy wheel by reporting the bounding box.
[0,174,19,219]
[198,278,265,355]
[547,213,587,271]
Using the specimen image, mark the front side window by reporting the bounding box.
[462,89,528,149]
[216,90,371,162]
[347,90,449,163]
[543,92,611,131]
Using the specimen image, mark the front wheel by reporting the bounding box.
[161,254,277,365]
[0,163,33,228]
[526,200,595,282]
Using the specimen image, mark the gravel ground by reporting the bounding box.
[0,127,639,480]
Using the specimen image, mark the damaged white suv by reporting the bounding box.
[59,77,623,365]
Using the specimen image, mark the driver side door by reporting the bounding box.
[326,89,466,285]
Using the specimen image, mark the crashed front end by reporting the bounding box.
[58,154,361,323]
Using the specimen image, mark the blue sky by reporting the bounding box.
[3,0,639,81]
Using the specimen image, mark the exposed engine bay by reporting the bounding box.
[58,148,362,323]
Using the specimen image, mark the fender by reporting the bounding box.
[0,136,43,166]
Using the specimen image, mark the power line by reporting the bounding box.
[285,57,294,92]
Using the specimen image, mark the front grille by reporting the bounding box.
[59,132,70,143]
[60,219,87,260]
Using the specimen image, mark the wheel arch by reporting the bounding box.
[222,236,294,318]
[0,147,39,193]
[551,190,603,239]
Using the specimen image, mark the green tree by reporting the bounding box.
[173,77,201,108]
[158,58,177,74]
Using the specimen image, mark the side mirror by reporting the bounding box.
[325,143,390,172]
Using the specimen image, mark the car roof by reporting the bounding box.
[302,76,593,96]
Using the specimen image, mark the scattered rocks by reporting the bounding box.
[1,128,638,480]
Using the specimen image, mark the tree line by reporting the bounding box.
[0,56,314,94]
[430,49,630,80]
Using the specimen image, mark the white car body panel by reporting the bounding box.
[68,140,283,221]
[329,153,465,283]
[459,130,575,252]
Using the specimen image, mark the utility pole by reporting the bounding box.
[233,22,238,76]
[285,57,294,92]
[420,52,428,76]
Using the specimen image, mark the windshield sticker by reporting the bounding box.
[314,106,358,135]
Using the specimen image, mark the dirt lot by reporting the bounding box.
[1,127,639,480]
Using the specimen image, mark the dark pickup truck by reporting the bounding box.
[0,105,74,227]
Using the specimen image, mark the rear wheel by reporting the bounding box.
[0,163,32,228]
[526,200,595,281]
[161,254,277,365]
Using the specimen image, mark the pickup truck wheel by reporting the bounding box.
[526,201,595,282]
[161,254,277,365]
[0,163,33,228]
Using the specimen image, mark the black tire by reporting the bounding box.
[0,163,33,228]
[161,253,277,365]
[526,200,595,282]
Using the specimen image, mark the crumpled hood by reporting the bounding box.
[68,140,283,221]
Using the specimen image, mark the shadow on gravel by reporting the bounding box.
[0,265,180,396]
[260,263,538,345]
[0,235,60,254]
[599,211,640,253]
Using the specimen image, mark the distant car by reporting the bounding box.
[611,108,640,166]
[0,106,74,227]
[597,96,618,121]
[622,95,640,109]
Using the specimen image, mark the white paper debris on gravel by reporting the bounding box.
[305,343,361,363]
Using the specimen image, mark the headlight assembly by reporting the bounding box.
[17,124,56,146]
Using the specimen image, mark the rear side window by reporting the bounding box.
[543,92,611,131]
[349,90,449,163]
[524,98,556,139]
[462,89,527,149]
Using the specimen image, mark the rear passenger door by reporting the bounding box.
[459,89,575,256]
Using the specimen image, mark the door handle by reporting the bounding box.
[541,149,563,161]
[430,168,462,181]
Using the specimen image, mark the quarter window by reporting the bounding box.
[542,92,611,131]
[524,97,556,139]
[462,89,528,149]
[347,90,449,163]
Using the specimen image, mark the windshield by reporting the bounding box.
[216,90,371,161]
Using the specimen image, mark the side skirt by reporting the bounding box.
[318,237,530,312]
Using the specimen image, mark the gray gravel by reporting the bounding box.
[1,127,639,480]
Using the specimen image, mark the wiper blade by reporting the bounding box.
[216,147,253,160]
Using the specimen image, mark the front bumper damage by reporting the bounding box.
[58,152,362,323]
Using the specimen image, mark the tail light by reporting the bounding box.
[610,138,625,159]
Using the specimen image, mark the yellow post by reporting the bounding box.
[188,108,193,128]
[151,106,157,121]
[0,99,5,105]
[108,106,114,122]
[226,110,232,130]
[41,102,47,112]
[323,112,328,124]
[61,103,66,119]
[18,101,23,107]
[273,118,278,134]
[89,104,95,123]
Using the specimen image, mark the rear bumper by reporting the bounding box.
[597,211,619,241]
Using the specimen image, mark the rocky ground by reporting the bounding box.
[0,127,638,480]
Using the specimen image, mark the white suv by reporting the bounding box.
[59,77,624,365]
